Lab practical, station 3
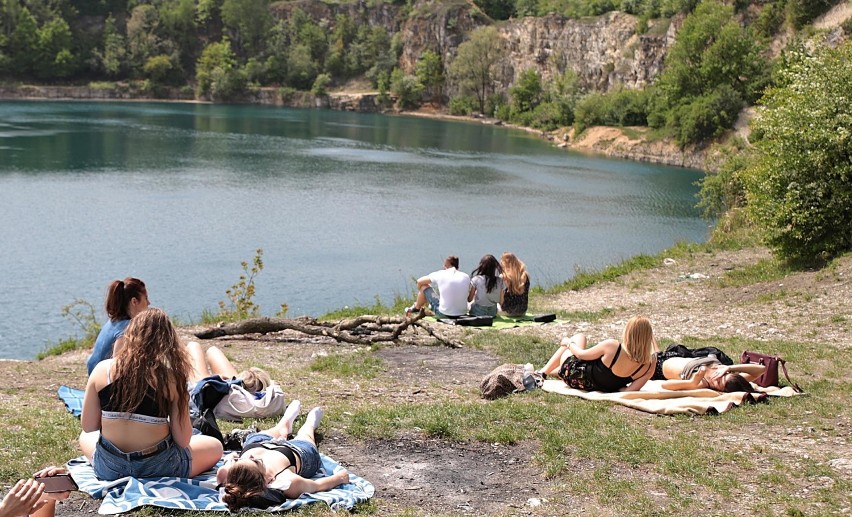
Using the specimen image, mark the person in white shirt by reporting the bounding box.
[406,256,471,318]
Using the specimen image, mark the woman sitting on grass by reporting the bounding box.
[217,401,350,512]
[537,316,657,392]
[186,341,272,393]
[499,252,530,317]
[86,277,149,375]
[80,308,223,480]
[468,254,503,317]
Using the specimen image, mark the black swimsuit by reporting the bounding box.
[560,345,650,392]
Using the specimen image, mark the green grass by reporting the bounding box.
[309,351,385,379]
[37,336,91,360]
[319,293,412,320]
[717,257,793,287]
[539,240,706,294]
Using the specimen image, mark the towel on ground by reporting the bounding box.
[66,453,373,515]
[425,315,563,329]
[58,385,84,417]
[540,379,801,415]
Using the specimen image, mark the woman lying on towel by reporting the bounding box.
[536,316,657,392]
[80,308,223,481]
[656,356,765,392]
[217,401,350,512]
[186,341,273,392]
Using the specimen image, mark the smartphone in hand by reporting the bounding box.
[35,474,78,493]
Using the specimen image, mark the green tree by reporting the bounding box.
[743,43,852,263]
[9,7,38,75]
[510,68,543,114]
[415,50,444,100]
[96,14,126,77]
[143,54,175,83]
[34,17,75,79]
[650,0,768,146]
[220,0,271,57]
[449,26,504,114]
[311,72,330,96]
[127,4,162,74]
[390,67,424,109]
[196,39,245,100]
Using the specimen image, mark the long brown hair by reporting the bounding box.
[471,254,502,292]
[105,277,147,321]
[222,462,266,512]
[110,308,189,417]
[500,252,529,295]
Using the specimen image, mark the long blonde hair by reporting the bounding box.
[110,308,190,416]
[621,316,657,365]
[500,252,529,295]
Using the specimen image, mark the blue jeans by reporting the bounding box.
[243,433,322,478]
[422,286,465,319]
[93,434,191,480]
[469,304,498,317]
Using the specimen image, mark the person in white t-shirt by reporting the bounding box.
[406,256,471,318]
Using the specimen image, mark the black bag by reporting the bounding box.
[440,315,493,326]
[533,313,556,323]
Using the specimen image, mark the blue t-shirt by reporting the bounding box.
[86,319,130,375]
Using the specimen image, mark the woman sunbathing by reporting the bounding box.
[537,316,657,392]
[217,401,350,512]
[657,356,765,392]
[187,341,273,393]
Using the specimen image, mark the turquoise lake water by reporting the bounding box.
[0,100,709,359]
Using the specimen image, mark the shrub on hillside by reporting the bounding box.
[743,43,852,264]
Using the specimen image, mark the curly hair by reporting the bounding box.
[110,308,189,417]
[222,461,266,512]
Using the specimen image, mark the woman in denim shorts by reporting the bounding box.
[217,401,350,512]
[79,308,223,481]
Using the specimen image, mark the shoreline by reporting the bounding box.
[0,85,714,171]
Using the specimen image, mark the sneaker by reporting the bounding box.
[405,304,419,317]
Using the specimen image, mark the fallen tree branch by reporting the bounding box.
[193,313,463,348]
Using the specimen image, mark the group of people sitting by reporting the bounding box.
[2,276,767,517]
[406,252,530,319]
[536,316,766,394]
[1,277,349,517]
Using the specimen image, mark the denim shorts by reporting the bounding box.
[243,433,321,478]
[93,434,192,480]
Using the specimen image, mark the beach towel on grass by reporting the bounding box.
[541,379,801,415]
[66,453,374,515]
[425,315,563,329]
[58,385,84,417]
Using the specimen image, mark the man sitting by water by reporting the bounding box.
[406,256,471,319]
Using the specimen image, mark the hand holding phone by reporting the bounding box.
[34,474,78,493]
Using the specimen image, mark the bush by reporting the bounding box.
[311,73,331,96]
[448,95,478,116]
[743,43,852,264]
[573,87,649,133]
[389,68,424,109]
[669,86,743,147]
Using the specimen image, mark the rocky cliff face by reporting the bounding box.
[397,3,678,92]
[498,12,678,91]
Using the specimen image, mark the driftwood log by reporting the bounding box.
[193,312,464,348]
